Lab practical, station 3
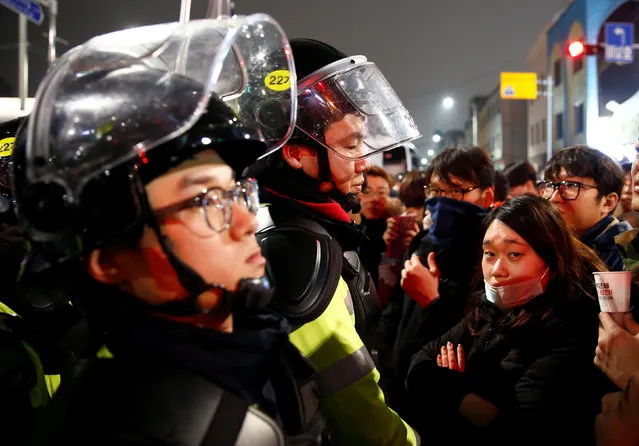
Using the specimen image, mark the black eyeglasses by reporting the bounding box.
[154,179,260,232]
[536,180,598,201]
[362,188,391,198]
[424,185,479,201]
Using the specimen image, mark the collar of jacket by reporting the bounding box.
[580,215,625,248]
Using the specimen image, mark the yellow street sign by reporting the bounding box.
[500,72,538,100]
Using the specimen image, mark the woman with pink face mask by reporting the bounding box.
[403,195,612,446]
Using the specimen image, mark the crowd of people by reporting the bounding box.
[0,9,637,446]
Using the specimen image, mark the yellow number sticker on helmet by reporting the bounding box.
[264,70,291,91]
[0,137,15,157]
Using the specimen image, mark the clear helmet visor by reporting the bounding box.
[26,14,296,195]
[295,56,420,160]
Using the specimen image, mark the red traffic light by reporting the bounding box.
[568,41,585,58]
[565,40,600,58]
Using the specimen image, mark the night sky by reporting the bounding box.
[0,0,570,152]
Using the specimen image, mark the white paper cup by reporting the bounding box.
[593,271,631,324]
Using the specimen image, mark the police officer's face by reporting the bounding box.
[288,114,370,195]
[88,152,265,315]
[324,114,371,194]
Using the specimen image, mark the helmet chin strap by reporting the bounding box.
[315,142,361,214]
[133,174,274,317]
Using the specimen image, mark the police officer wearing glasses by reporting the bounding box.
[540,145,626,271]
[12,17,326,445]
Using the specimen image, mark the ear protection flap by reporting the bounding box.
[255,98,290,140]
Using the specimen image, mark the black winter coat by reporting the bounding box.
[405,291,613,446]
[392,198,488,380]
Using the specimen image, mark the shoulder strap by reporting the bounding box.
[257,206,343,325]
[341,251,380,345]
[269,342,325,443]
[30,357,286,446]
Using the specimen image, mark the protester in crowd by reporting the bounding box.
[505,160,537,197]
[540,146,626,271]
[358,165,395,286]
[595,137,639,446]
[406,195,609,445]
[614,162,633,218]
[373,147,494,417]
[378,171,428,305]
[493,170,510,204]
[595,313,639,390]
[393,147,495,380]
[595,373,639,446]
[615,138,639,275]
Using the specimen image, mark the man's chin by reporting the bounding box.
[368,212,385,220]
[246,265,266,279]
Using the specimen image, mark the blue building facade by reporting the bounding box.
[546,0,638,156]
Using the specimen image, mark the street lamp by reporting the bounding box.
[442,96,454,109]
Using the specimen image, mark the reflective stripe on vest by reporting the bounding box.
[0,302,16,316]
[22,342,60,407]
[288,277,420,445]
[344,289,354,316]
[313,345,375,398]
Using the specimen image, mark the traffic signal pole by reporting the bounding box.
[537,75,553,164]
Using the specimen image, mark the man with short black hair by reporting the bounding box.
[422,146,495,208]
[505,160,537,197]
[379,147,494,398]
[360,165,393,220]
[540,146,626,271]
[358,165,395,286]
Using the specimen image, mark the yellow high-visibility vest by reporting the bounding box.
[0,302,61,407]
[289,278,419,446]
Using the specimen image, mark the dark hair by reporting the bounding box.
[399,171,429,208]
[505,160,537,188]
[544,146,624,198]
[425,146,494,189]
[364,165,393,190]
[470,194,606,330]
[493,171,510,202]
